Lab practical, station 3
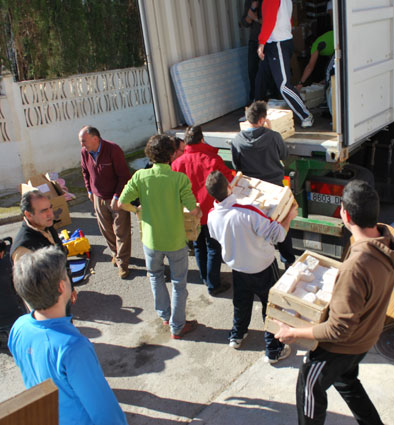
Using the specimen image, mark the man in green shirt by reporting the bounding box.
[119,135,201,339]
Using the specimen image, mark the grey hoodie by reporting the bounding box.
[231,126,288,186]
[313,224,394,354]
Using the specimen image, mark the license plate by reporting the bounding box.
[308,192,342,206]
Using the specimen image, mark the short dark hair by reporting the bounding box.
[206,171,229,202]
[144,134,175,163]
[246,101,267,124]
[342,180,380,228]
[184,126,203,145]
[81,126,101,138]
[13,246,68,310]
[173,136,184,150]
[20,190,48,214]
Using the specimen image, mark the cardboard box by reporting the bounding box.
[20,174,71,229]
[264,250,342,350]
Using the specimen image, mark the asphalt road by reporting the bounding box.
[1,199,393,425]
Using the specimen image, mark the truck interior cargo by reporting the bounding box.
[138,0,394,258]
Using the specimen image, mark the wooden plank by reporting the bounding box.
[331,75,336,132]
[0,379,58,425]
[268,251,341,322]
[265,317,318,351]
[268,289,327,322]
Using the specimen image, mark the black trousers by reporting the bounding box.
[255,38,310,121]
[297,347,384,425]
[231,260,284,359]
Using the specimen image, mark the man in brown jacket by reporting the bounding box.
[275,180,394,425]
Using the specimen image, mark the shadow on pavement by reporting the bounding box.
[73,290,143,325]
[96,343,179,377]
[114,392,356,425]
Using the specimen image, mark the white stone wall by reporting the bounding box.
[0,67,156,190]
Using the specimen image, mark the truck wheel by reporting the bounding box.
[341,164,375,187]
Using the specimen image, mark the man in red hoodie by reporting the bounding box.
[172,126,234,296]
[256,0,314,128]
[79,126,132,279]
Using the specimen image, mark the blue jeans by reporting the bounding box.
[193,225,222,292]
[143,245,189,335]
[230,260,284,359]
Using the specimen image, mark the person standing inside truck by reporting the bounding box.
[206,170,297,358]
[256,0,314,128]
[172,125,234,296]
[8,247,128,425]
[240,0,263,103]
[232,101,296,269]
[119,135,202,339]
[79,126,132,279]
[274,180,394,425]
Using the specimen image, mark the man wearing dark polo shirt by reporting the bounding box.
[79,126,131,279]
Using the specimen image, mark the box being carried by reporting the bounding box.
[231,172,296,222]
[265,250,342,350]
[136,206,201,241]
[20,173,71,229]
[240,108,295,140]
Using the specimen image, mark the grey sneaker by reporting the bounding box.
[264,344,291,364]
[229,333,248,349]
[301,113,314,128]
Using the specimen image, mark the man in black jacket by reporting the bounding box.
[11,190,76,306]
[232,101,295,267]
[11,190,65,262]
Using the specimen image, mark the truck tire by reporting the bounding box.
[342,164,375,187]
[325,164,375,187]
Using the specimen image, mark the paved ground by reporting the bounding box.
[0,175,394,424]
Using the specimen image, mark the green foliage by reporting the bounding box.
[0,0,144,81]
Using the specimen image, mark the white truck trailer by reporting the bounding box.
[137,0,394,258]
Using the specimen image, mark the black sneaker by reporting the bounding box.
[209,282,231,296]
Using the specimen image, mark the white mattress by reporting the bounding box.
[170,47,249,126]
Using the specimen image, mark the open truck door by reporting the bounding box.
[341,0,394,151]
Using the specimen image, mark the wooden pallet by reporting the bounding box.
[230,172,296,221]
[265,250,342,350]
[136,207,201,241]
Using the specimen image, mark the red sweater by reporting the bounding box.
[171,143,234,225]
[81,139,131,200]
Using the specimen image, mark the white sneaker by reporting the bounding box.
[301,113,314,128]
[229,333,248,349]
[264,344,291,364]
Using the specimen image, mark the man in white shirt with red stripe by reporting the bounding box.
[206,170,297,362]
[256,0,314,128]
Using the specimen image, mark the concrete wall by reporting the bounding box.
[0,67,156,191]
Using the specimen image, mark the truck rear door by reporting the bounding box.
[341,0,394,150]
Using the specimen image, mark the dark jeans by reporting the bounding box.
[297,347,384,425]
[193,225,222,292]
[248,40,260,102]
[231,260,283,359]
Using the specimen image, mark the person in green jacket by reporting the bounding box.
[119,135,201,339]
